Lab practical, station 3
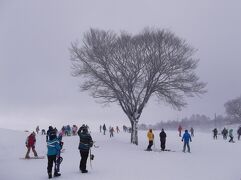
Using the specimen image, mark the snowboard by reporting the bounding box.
[20,156,45,160]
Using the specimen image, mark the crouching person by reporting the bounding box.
[47,133,61,179]
[78,125,93,173]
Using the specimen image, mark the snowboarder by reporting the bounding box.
[182,129,192,153]
[190,127,194,137]
[78,125,93,173]
[228,129,234,143]
[221,127,228,140]
[237,126,241,140]
[25,132,38,158]
[213,128,218,139]
[103,124,106,135]
[36,126,40,134]
[159,129,166,151]
[146,129,154,151]
[47,130,61,178]
[178,125,182,137]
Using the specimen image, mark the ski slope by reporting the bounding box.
[0,128,240,180]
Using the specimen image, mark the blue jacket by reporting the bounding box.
[182,132,192,143]
[47,138,61,156]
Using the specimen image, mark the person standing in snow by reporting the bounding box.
[109,127,114,137]
[25,132,38,158]
[178,125,182,137]
[228,129,234,143]
[182,130,192,153]
[237,126,241,140]
[36,126,40,134]
[221,127,228,140]
[78,125,93,173]
[190,127,194,137]
[146,129,154,151]
[47,131,61,178]
[212,128,218,139]
[103,124,106,135]
[159,129,166,151]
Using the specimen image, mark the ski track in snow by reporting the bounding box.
[0,128,240,180]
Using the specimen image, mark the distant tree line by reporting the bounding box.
[139,95,241,131]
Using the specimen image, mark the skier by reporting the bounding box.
[190,127,194,137]
[103,124,106,135]
[25,132,38,158]
[221,127,228,140]
[213,128,218,139]
[228,129,234,143]
[78,125,93,173]
[146,129,154,151]
[47,130,61,178]
[178,125,182,137]
[159,129,166,151]
[182,129,192,153]
[36,126,40,134]
[237,126,241,140]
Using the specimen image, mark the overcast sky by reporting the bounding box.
[1,0,241,131]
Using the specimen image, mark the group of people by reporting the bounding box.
[25,124,93,179]
[213,126,241,143]
[146,128,192,153]
[99,124,120,137]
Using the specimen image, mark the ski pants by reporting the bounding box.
[79,150,89,171]
[229,136,234,142]
[147,140,153,150]
[47,155,57,174]
[183,142,190,152]
[25,146,38,158]
[160,139,166,150]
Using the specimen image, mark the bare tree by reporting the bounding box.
[224,96,241,122]
[70,28,206,145]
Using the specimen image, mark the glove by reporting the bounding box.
[181,139,183,142]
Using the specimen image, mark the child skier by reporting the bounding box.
[25,132,38,158]
[146,129,154,151]
[182,130,192,153]
[47,131,61,179]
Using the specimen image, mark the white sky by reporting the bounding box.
[1,0,241,130]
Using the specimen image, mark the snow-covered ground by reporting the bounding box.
[0,128,240,180]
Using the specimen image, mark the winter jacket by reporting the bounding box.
[229,129,233,137]
[78,130,93,152]
[159,131,166,141]
[26,133,36,147]
[147,131,154,141]
[182,132,192,143]
[47,138,61,156]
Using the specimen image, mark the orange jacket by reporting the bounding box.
[147,131,154,141]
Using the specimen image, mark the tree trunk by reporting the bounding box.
[130,120,138,145]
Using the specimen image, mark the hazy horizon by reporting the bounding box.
[1,0,241,130]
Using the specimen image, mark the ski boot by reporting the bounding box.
[48,172,52,179]
[54,172,61,177]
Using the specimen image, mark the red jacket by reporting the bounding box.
[26,134,36,147]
